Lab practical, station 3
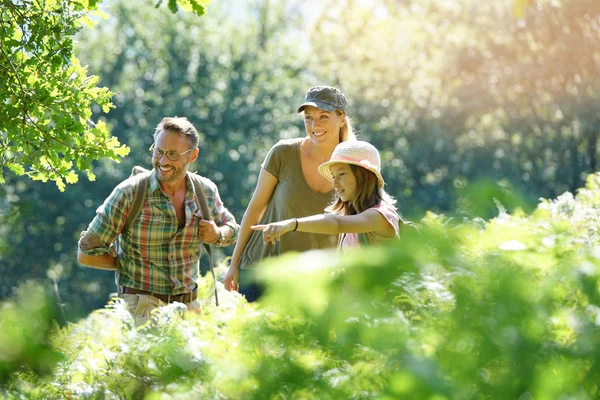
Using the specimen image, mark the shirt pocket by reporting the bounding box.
[139,206,163,226]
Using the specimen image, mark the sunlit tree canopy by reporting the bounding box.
[1,0,600,397]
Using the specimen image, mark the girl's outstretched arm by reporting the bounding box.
[252,209,395,245]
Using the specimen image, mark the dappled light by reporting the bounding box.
[1,0,600,397]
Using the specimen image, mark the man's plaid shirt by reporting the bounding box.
[79,170,239,295]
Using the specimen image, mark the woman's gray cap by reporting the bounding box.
[297,86,348,114]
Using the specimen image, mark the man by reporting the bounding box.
[78,117,239,325]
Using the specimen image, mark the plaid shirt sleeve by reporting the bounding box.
[201,177,239,247]
[78,183,131,256]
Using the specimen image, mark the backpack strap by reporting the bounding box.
[189,172,211,221]
[116,167,149,292]
[188,172,219,307]
[123,167,150,232]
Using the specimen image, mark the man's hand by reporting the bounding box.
[195,213,221,244]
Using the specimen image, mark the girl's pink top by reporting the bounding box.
[339,203,400,250]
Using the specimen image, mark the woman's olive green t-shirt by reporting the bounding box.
[239,138,338,269]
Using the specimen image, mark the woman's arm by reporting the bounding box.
[252,209,396,245]
[223,168,278,291]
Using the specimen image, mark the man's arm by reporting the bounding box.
[77,251,117,270]
[77,230,117,270]
[77,181,132,270]
[208,182,240,247]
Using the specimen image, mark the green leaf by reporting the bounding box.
[54,177,66,192]
[12,27,23,42]
[113,144,131,158]
[6,163,25,176]
[65,170,79,184]
[87,0,100,9]
[101,102,115,113]
[76,15,96,29]
[86,169,96,181]
[168,0,178,13]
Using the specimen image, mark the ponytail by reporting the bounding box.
[337,111,356,142]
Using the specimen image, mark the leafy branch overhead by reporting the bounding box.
[0,0,208,191]
[157,0,209,16]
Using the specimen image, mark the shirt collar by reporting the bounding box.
[148,169,194,200]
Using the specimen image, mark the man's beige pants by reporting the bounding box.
[122,293,201,326]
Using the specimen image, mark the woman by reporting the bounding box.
[251,140,402,249]
[224,85,356,301]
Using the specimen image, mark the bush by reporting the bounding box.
[4,174,600,398]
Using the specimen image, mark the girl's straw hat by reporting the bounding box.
[318,140,384,187]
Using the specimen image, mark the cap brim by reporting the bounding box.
[318,160,385,188]
[297,101,339,113]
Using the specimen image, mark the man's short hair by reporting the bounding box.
[154,117,200,148]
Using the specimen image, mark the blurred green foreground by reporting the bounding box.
[2,173,600,399]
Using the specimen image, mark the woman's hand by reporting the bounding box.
[251,219,295,245]
[223,263,240,292]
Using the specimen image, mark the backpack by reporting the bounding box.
[123,166,219,306]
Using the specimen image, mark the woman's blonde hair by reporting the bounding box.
[337,111,356,142]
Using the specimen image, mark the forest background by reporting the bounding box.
[1,0,599,320]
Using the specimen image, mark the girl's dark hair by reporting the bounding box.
[326,164,396,216]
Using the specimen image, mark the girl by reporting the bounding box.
[223,86,357,301]
[251,140,401,249]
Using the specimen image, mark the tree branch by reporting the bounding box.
[0,19,29,141]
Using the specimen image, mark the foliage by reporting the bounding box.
[3,174,600,398]
[0,0,124,191]
[0,0,312,319]
[73,0,308,208]
[309,0,600,216]
[0,282,62,385]
[1,1,599,396]
[1,0,600,333]
[0,0,215,317]
[0,0,208,190]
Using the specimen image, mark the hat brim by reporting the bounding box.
[297,101,340,114]
[318,160,385,188]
